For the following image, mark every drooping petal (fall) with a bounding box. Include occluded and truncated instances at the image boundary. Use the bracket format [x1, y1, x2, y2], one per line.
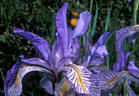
[22, 57, 51, 70]
[88, 65, 107, 74]
[55, 77, 76, 96]
[73, 11, 91, 38]
[116, 25, 139, 52]
[94, 71, 139, 91]
[4, 62, 51, 96]
[65, 64, 100, 96]
[14, 29, 51, 61]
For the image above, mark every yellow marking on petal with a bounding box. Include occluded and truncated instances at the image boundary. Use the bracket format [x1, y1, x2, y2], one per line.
[70, 65, 87, 94]
[72, 11, 79, 17]
[104, 76, 117, 87]
[60, 78, 70, 96]
[15, 74, 19, 86]
[71, 18, 78, 27]
[130, 25, 139, 30]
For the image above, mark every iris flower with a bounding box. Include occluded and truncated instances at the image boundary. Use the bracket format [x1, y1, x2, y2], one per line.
[4, 2, 103, 96]
[4, 2, 139, 96]
[116, 25, 139, 52]
[77, 25, 139, 95]
[113, 50, 139, 96]
[113, 50, 130, 72]
[82, 34, 139, 92]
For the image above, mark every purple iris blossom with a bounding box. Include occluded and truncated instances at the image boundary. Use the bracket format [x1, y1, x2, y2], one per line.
[128, 61, 139, 78]
[4, 2, 103, 96]
[82, 32, 110, 73]
[79, 31, 139, 95]
[4, 2, 139, 96]
[86, 50, 138, 96]
[116, 25, 139, 52]
[113, 50, 130, 72]
[127, 61, 139, 96]
[112, 50, 139, 96]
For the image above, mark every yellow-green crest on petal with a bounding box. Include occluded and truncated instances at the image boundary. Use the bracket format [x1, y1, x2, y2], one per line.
[104, 76, 117, 87]
[130, 25, 139, 30]
[15, 74, 20, 86]
[60, 78, 71, 96]
[65, 64, 100, 95]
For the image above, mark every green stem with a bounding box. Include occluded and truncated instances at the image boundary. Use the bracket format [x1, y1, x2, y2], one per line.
[90, 3, 98, 40]
[105, 7, 112, 70]
[88, 0, 94, 34]
[0, 68, 4, 80]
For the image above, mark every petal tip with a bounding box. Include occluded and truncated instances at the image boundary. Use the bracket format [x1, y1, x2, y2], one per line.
[13, 29, 24, 33]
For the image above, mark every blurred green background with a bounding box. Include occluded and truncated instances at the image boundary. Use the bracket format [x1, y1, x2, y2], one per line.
[0, 0, 138, 96]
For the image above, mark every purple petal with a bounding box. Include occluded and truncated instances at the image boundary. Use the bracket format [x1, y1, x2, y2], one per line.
[56, 3, 69, 55]
[128, 85, 137, 96]
[82, 32, 110, 67]
[52, 37, 63, 69]
[4, 62, 24, 96]
[68, 38, 81, 62]
[86, 45, 108, 66]
[89, 58, 105, 67]
[124, 52, 130, 64]
[22, 57, 50, 70]
[40, 75, 54, 95]
[93, 71, 120, 91]
[14, 29, 51, 61]
[116, 26, 138, 52]
[55, 77, 76, 96]
[113, 51, 130, 72]
[4, 62, 51, 96]
[73, 11, 91, 38]
[128, 61, 139, 78]
[67, 27, 73, 50]
[65, 64, 100, 96]
[130, 35, 136, 44]
[96, 32, 110, 45]
[113, 50, 125, 72]
[88, 65, 107, 74]
[95, 45, 108, 57]
[95, 71, 139, 91]
[84, 34, 92, 54]
[90, 32, 110, 56]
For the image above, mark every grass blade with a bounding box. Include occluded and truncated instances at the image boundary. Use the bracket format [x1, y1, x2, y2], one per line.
[105, 7, 112, 70]
[90, 3, 98, 40]
[88, 0, 94, 33]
